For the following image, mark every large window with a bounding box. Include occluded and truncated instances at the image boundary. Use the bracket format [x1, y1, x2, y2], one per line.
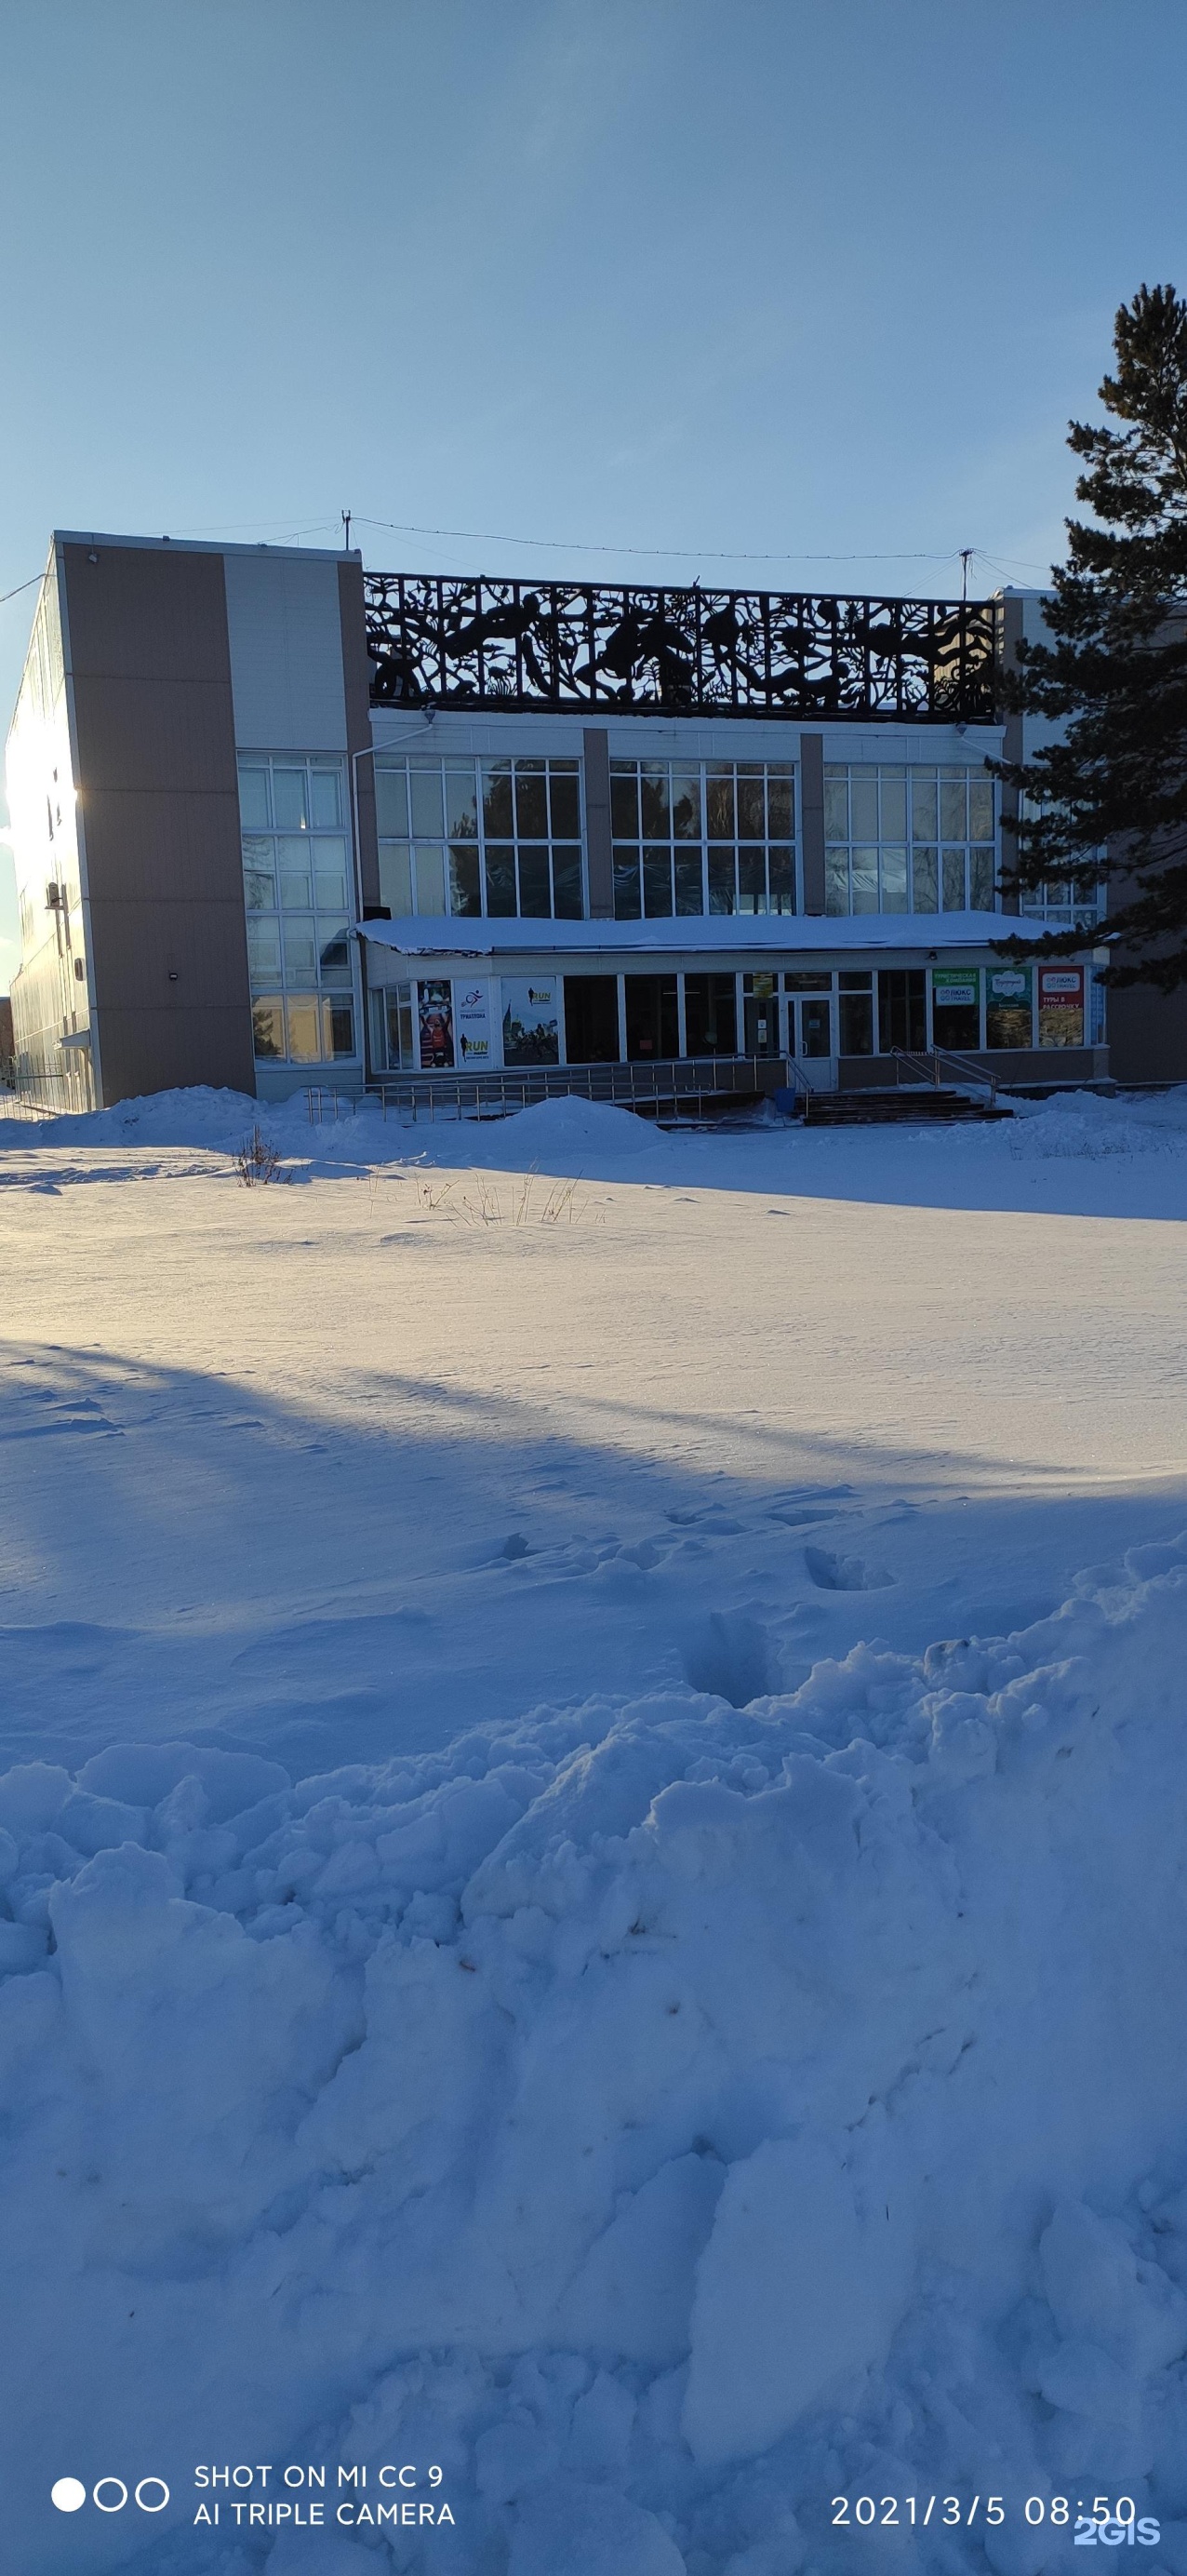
[610, 759, 795, 920]
[374, 755, 584, 922]
[237, 757, 356, 1065]
[837, 971, 874, 1054]
[564, 976, 619, 1064]
[877, 968, 927, 1053]
[1014, 796, 1105, 928]
[684, 973, 738, 1056]
[824, 766, 995, 917]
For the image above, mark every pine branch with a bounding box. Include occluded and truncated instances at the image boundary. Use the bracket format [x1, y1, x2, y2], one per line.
[994, 283, 1187, 984]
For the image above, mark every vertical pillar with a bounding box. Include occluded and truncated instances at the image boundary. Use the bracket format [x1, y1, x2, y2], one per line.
[996, 595, 1024, 915]
[340, 558, 380, 916]
[799, 732, 825, 913]
[582, 727, 614, 919]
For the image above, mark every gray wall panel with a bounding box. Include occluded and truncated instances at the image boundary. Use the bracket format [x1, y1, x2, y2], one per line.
[224, 552, 347, 751]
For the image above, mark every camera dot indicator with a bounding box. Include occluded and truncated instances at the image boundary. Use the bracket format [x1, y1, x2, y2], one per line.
[51, 2479, 87, 2514]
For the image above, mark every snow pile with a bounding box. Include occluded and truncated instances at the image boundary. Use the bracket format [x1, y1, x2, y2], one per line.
[0, 1082, 267, 1153]
[484, 1095, 665, 1161]
[0, 1084, 671, 1184]
[1009, 1093, 1187, 1161]
[6, 1543, 1187, 2569]
[7, 1078, 1187, 1202]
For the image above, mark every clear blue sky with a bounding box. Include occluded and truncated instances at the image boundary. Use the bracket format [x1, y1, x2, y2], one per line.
[3, 0, 1185, 988]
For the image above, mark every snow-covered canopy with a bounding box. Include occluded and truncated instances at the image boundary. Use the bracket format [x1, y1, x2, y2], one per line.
[357, 909, 1065, 959]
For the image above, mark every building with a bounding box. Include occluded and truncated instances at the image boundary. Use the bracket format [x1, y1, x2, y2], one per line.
[5, 529, 1177, 1113]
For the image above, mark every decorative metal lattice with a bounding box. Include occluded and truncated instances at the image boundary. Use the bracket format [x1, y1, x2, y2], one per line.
[365, 576, 997, 723]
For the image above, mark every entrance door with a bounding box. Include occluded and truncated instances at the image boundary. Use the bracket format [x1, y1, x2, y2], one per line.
[794, 993, 832, 1059]
[742, 972, 780, 1056]
[684, 973, 738, 1056]
[625, 974, 678, 1060]
[564, 975, 620, 1063]
[876, 969, 927, 1054]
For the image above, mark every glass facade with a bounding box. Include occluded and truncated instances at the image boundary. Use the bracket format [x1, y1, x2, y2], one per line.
[610, 759, 795, 919]
[823, 765, 996, 916]
[359, 742, 1093, 1084]
[237, 756, 357, 1065]
[369, 958, 1100, 1076]
[374, 756, 583, 921]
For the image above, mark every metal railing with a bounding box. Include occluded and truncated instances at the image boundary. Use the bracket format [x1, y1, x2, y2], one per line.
[367, 1056, 780, 1124]
[0, 1085, 47, 1121]
[889, 1046, 999, 1107]
[1, 1067, 89, 1116]
[305, 1087, 354, 1124]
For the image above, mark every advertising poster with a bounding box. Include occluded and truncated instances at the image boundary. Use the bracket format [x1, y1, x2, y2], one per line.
[1038, 964, 1085, 1047]
[986, 963, 1034, 1050]
[417, 978, 454, 1068]
[501, 976, 560, 1065]
[931, 968, 980, 1013]
[455, 979, 493, 1066]
[930, 968, 980, 1047]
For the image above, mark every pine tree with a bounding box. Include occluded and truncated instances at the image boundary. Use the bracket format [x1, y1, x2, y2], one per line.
[993, 283, 1187, 989]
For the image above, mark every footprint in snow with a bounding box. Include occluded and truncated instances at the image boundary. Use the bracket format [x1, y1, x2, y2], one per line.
[805, 1545, 894, 1591]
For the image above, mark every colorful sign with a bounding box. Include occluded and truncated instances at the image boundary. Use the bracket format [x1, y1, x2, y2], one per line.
[455, 980, 492, 1066]
[985, 963, 1033, 1051]
[501, 978, 559, 1067]
[1038, 965, 1085, 1048]
[931, 969, 980, 1013]
[417, 979, 454, 1069]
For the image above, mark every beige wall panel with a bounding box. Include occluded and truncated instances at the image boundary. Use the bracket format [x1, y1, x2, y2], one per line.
[77, 788, 244, 903]
[99, 1005, 255, 1104]
[61, 543, 232, 683]
[87, 898, 251, 1016]
[1107, 984, 1187, 1085]
[72, 676, 241, 798]
[582, 729, 614, 919]
[60, 541, 253, 1104]
[799, 733, 825, 913]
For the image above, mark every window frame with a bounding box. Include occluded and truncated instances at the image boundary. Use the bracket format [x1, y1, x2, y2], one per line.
[237, 753, 361, 1068]
[374, 752, 587, 925]
[823, 764, 1000, 919]
[610, 758, 798, 921]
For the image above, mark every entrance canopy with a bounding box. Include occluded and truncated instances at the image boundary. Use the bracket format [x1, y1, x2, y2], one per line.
[356, 909, 1053, 960]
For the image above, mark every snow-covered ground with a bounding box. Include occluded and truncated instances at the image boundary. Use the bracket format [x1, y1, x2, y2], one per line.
[2, 1084, 1187, 2575]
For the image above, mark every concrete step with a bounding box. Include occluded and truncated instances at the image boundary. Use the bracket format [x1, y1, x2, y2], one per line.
[803, 1087, 1010, 1125]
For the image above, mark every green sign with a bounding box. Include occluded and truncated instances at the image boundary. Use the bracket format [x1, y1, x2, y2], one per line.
[985, 964, 1033, 1051]
[932, 968, 980, 1011]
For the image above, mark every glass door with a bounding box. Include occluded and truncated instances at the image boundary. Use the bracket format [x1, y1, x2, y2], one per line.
[742, 972, 781, 1056]
[784, 973, 835, 1090]
[624, 974, 678, 1061]
[795, 993, 832, 1057]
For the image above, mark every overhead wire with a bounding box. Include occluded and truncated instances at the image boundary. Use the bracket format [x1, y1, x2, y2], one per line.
[353, 514, 970, 569]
